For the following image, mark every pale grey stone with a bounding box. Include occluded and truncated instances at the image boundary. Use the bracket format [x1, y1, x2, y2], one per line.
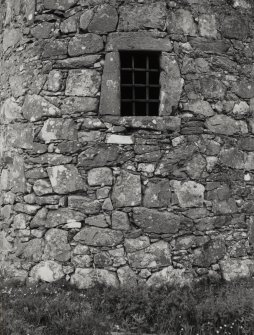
[112, 211, 130, 231]
[39, 118, 78, 143]
[21, 239, 44, 262]
[172, 181, 205, 208]
[147, 266, 192, 287]
[198, 14, 217, 38]
[88, 167, 113, 186]
[0, 98, 22, 124]
[30, 260, 64, 282]
[68, 34, 103, 56]
[71, 268, 119, 289]
[3, 28, 22, 51]
[117, 266, 138, 287]
[65, 69, 101, 97]
[74, 226, 123, 246]
[33, 179, 53, 196]
[80, 9, 94, 31]
[220, 259, 254, 281]
[55, 55, 100, 69]
[60, 15, 78, 33]
[43, 0, 78, 10]
[85, 214, 108, 228]
[112, 171, 141, 207]
[185, 100, 214, 117]
[44, 228, 71, 262]
[46, 208, 85, 228]
[47, 165, 85, 195]
[106, 134, 134, 145]
[206, 114, 248, 135]
[47, 70, 63, 92]
[31, 22, 54, 39]
[71, 255, 92, 267]
[167, 9, 197, 36]
[102, 198, 113, 211]
[88, 5, 118, 34]
[143, 179, 171, 208]
[68, 196, 101, 214]
[13, 214, 27, 229]
[124, 236, 150, 253]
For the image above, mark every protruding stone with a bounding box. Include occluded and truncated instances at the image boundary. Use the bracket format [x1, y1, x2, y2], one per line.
[206, 114, 248, 135]
[87, 167, 113, 186]
[22, 95, 61, 122]
[39, 118, 78, 143]
[0, 98, 22, 124]
[147, 266, 192, 287]
[88, 5, 118, 34]
[167, 9, 197, 36]
[198, 14, 217, 38]
[68, 34, 103, 57]
[74, 226, 123, 246]
[71, 268, 119, 289]
[65, 69, 101, 97]
[47, 165, 85, 195]
[220, 259, 254, 281]
[30, 260, 64, 282]
[112, 171, 141, 207]
[133, 207, 181, 234]
[44, 228, 71, 262]
[33, 179, 53, 196]
[221, 15, 249, 40]
[106, 134, 134, 145]
[172, 180, 205, 208]
[47, 70, 63, 92]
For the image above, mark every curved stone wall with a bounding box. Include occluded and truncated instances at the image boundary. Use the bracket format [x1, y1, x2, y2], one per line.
[1, 0, 254, 288]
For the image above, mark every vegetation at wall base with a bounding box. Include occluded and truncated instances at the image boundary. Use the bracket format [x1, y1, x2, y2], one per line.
[0, 278, 254, 335]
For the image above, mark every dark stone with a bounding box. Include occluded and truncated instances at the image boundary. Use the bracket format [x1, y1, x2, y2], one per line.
[43, 0, 78, 11]
[239, 138, 254, 151]
[221, 16, 249, 40]
[78, 145, 121, 169]
[143, 179, 171, 208]
[68, 34, 103, 57]
[193, 239, 226, 267]
[88, 5, 118, 34]
[233, 80, 254, 99]
[133, 207, 181, 234]
[42, 40, 68, 58]
[189, 37, 230, 54]
[74, 226, 123, 247]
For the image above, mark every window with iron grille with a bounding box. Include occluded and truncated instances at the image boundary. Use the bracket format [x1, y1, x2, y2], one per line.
[120, 51, 161, 116]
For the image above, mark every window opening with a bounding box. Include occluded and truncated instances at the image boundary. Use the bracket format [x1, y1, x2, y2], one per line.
[120, 51, 161, 116]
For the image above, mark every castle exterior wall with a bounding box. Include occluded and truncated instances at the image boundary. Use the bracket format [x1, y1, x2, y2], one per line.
[1, 0, 254, 287]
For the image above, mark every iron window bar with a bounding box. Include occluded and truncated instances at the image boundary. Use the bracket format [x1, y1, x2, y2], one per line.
[120, 51, 161, 117]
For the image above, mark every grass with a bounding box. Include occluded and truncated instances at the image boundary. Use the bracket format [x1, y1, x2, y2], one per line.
[1, 277, 254, 334]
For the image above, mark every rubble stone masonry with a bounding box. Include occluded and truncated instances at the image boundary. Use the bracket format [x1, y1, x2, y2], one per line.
[1, 0, 254, 288]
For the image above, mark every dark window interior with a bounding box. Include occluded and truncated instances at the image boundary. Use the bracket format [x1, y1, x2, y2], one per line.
[120, 51, 160, 116]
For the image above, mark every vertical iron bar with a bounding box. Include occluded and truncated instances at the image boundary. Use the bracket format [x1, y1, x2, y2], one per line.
[146, 55, 149, 116]
[132, 55, 135, 116]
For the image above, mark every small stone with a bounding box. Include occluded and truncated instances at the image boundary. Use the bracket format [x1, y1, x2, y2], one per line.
[43, 0, 78, 11]
[3, 28, 22, 51]
[232, 101, 249, 117]
[60, 15, 78, 33]
[124, 236, 150, 253]
[42, 40, 68, 58]
[65, 69, 101, 97]
[167, 9, 197, 36]
[13, 214, 27, 230]
[44, 228, 71, 262]
[206, 114, 248, 135]
[112, 211, 130, 231]
[96, 187, 111, 199]
[71, 268, 119, 289]
[30, 260, 64, 282]
[33, 179, 53, 196]
[117, 266, 138, 288]
[0, 98, 22, 124]
[102, 198, 113, 211]
[112, 170, 141, 207]
[47, 165, 85, 195]
[80, 9, 94, 31]
[62, 221, 82, 229]
[22, 239, 44, 262]
[68, 196, 101, 215]
[233, 80, 254, 99]
[198, 14, 217, 38]
[172, 180, 205, 208]
[31, 22, 54, 39]
[74, 226, 123, 246]
[147, 266, 192, 287]
[87, 167, 113, 186]
[71, 254, 92, 268]
[47, 70, 63, 92]
[46, 208, 85, 228]
[185, 100, 214, 117]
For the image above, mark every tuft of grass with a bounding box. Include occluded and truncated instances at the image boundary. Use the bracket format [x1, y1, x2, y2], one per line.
[1, 278, 254, 334]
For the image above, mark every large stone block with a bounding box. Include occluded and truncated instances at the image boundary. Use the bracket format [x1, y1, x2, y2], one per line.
[198, 14, 217, 38]
[68, 34, 103, 56]
[44, 228, 71, 262]
[112, 171, 141, 207]
[43, 0, 78, 10]
[71, 268, 119, 289]
[133, 207, 180, 234]
[42, 40, 68, 58]
[78, 145, 121, 169]
[3, 28, 22, 51]
[127, 241, 171, 269]
[119, 2, 166, 31]
[0, 98, 22, 124]
[39, 118, 78, 143]
[172, 181, 205, 208]
[200, 77, 226, 100]
[33, 179, 53, 196]
[22, 95, 61, 122]
[143, 179, 171, 208]
[21, 239, 44, 262]
[65, 69, 101, 97]
[30, 261, 64, 282]
[47, 165, 85, 194]
[46, 208, 85, 228]
[193, 239, 226, 267]
[206, 114, 248, 135]
[189, 37, 230, 54]
[233, 80, 254, 99]
[221, 16, 249, 40]
[167, 9, 197, 36]
[147, 266, 192, 287]
[87, 167, 113, 186]
[68, 195, 101, 214]
[88, 5, 118, 34]
[74, 226, 123, 246]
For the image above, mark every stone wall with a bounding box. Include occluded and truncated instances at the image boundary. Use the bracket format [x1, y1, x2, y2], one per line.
[1, 0, 254, 288]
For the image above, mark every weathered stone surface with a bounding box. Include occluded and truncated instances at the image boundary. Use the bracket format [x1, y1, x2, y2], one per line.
[22, 95, 61, 122]
[61, 97, 98, 114]
[88, 5, 118, 34]
[232, 101, 249, 117]
[233, 81, 254, 99]
[60, 15, 78, 34]
[55, 55, 100, 69]
[185, 100, 214, 117]
[143, 179, 171, 208]
[80, 9, 94, 31]
[65, 69, 101, 97]
[74, 226, 123, 246]
[124, 236, 150, 253]
[221, 16, 249, 40]
[68, 196, 101, 214]
[220, 259, 254, 281]
[71, 254, 92, 268]
[43, 0, 78, 11]
[3, 28, 22, 51]
[167, 9, 197, 36]
[160, 54, 184, 115]
[85, 214, 108, 228]
[10, 155, 26, 193]
[172, 181, 205, 208]
[127, 241, 171, 269]
[29, 153, 72, 166]
[68, 34, 103, 57]
[0, 98, 22, 124]
[31, 22, 54, 39]
[189, 37, 230, 54]
[87, 167, 113, 186]
[30, 260, 64, 282]
[21, 239, 44, 262]
[117, 266, 138, 287]
[147, 266, 192, 287]
[106, 134, 134, 145]
[112, 211, 130, 231]
[71, 268, 119, 289]
[106, 32, 172, 52]
[193, 239, 226, 267]
[47, 165, 85, 194]
[133, 208, 181, 234]
[33, 179, 53, 196]
[44, 228, 71, 262]
[78, 145, 121, 169]
[206, 114, 248, 135]
[119, 2, 166, 31]
[200, 77, 226, 100]
[185, 154, 207, 179]
[42, 40, 68, 58]
[198, 14, 217, 38]
[46, 208, 85, 228]
[6, 123, 34, 149]
[112, 171, 141, 207]
[47, 70, 63, 92]
[39, 119, 78, 143]
[239, 138, 254, 151]
[13, 213, 27, 229]
[219, 148, 245, 169]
